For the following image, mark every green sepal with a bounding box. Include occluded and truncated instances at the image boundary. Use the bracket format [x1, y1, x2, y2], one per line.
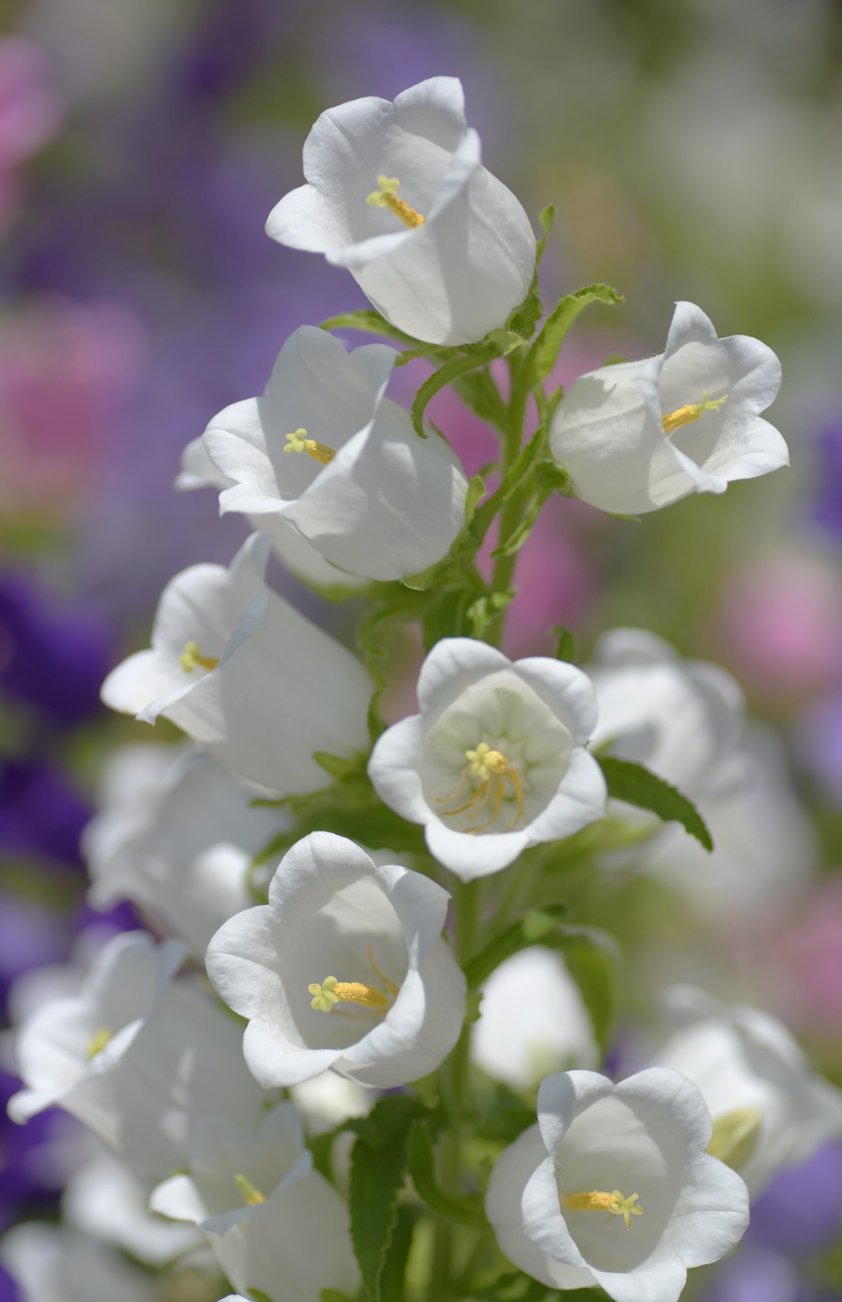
[312, 751, 368, 782]
[529, 284, 624, 386]
[407, 1119, 487, 1228]
[319, 309, 418, 347]
[411, 348, 498, 439]
[708, 1107, 762, 1172]
[347, 1096, 431, 1302]
[552, 626, 578, 663]
[505, 205, 555, 343]
[249, 1290, 277, 1302]
[598, 756, 714, 852]
[602, 353, 629, 367]
[467, 590, 514, 639]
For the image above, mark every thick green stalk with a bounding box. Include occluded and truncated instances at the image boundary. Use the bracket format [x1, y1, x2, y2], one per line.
[484, 358, 533, 647]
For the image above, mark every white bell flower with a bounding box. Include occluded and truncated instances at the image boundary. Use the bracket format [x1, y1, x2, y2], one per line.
[150, 1102, 360, 1302]
[653, 986, 842, 1196]
[205, 832, 466, 1089]
[177, 434, 367, 591]
[549, 301, 788, 515]
[368, 638, 607, 880]
[0, 1223, 158, 1302]
[266, 77, 536, 345]
[589, 628, 747, 804]
[100, 533, 371, 795]
[202, 326, 469, 582]
[83, 743, 284, 958]
[8, 931, 267, 1180]
[63, 1145, 202, 1265]
[486, 1067, 749, 1302]
[473, 947, 598, 1092]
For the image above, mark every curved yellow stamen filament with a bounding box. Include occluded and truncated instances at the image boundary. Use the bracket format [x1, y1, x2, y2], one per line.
[562, 1189, 643, 1230]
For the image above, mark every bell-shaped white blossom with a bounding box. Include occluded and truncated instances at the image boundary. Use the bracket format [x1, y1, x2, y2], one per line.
[368, 638, 607, 880]
[550, 301, 787, 515]
[8, 931, 267, 1180]
[589, 628, 747, 804]
[150, 1102, 359, 1302]
[177, 435, 367, 591]
[473, 947, 598, 1092]
[266, 77, 536, 345]
[653, 986, 842, 1196]
[202, 326, 468, 582]
[83, 743, 284, 958]
[486, 1068, 749, 1302]
[205, 832, 466, 1089]
[63, 1145, 202, 1266]
[100, 533, 371, 795]
[0, 1223, 158, 1302]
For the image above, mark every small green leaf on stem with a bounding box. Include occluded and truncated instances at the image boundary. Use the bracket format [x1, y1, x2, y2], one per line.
[529, 284, 624, 386]
[407, 1119, 487, 1228]
[319, 309, 417, 345]
[597, 756, 714, 852]
[551, 626, 578, 663]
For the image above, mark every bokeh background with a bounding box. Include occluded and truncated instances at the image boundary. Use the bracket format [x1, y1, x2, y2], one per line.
[2, 0, 842, 1298]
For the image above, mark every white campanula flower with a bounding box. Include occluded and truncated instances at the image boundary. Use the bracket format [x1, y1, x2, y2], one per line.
[100, 533, 371, 795]
[150, 1102, 359, 1302]
[550, 301, 788, 515]
[368, 638, 607, 880]
[83, 743, 284, 959]
[486, 1068, 749, 1302]
[653, 986, 842, 1196]
[266, 77, 536, 345]
[202, 326, 468, 582]
[0, 1223, 158, 1302]
[8, 932, 267, 1180]
[205, 832, 466, 1089]
[177, 433, 367, 592]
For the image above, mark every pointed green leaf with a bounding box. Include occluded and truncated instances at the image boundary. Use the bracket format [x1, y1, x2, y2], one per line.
[320, 309, 418, 346]
[598, 756, 713, 852]
[552, 626, 578, 663]
[557, 925, 622, 1059]
[529, 284, 624, 385]
[411, 349, 496, 438]
[407, 1119, 487, 1227]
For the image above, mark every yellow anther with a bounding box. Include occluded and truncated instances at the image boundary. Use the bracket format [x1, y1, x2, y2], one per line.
[563, 1189, 643, 1230]
[662, 392, 728, 436]
[179, 641, 219, 674]
[86, 1026, 112, 1060]
[308, 975, 388, 1014]
[283, 428, 335, 465]
[366, 175, 426, 228]
[438, 742, 524, 833]
[234, 1173, 266, 1206]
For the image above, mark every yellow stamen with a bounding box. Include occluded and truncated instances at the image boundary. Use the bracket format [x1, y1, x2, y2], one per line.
[439, 742, 525, 833]
[562, 1189, 643, 1230]
[283, 428, 335, 465]
[662, 392, 727, 436]
[234, 1173, 266, 1206]
[366, 175, 426, 228]
[308, 975, 388, 1014]
[366, 943, 398, 997]
[179, 641, 219, 674]
[465, 742, 509, 781]
[86, 1026, 112, 1060]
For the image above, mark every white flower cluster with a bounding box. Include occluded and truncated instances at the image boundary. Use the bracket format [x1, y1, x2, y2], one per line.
[5, 76, 836, 1302]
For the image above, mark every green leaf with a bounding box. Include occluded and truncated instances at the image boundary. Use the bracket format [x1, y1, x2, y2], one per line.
[312, 751, 367, 781]
[454, 368, 509, 428]
[557, 925, 621, 1059]
[411, 349, 497, 438]
[464, 474, 486, 524]
[249, 1290, 277, 1302]
[407, 1119, 487, 1227]
[378, 1204, 418, 1302]
[347, 1096, 429, 1301]
[467, 590, 514, 639]
[597, 756, 714, 852]
[320, 309, 418, 346]
[529, 284, 624, 385]
[601, 353, 629, 367]
[552, 626, 578, 663]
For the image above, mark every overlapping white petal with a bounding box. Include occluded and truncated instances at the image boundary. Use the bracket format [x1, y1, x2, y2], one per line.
[266, 77, 536, 345]
[0, 1223, 159, 1302]
[486, 1068, 749, 1302]
[205, 832, 466, 1089]
[653, 986, 842, 1195]
[368, 638, 607, 879]
[550, 301, 788, 515]
[100, 533, 371, 795]
[202, 325, 468, 581]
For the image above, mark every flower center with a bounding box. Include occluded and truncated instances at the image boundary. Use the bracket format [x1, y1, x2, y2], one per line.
[179, 641, 219, 673]
[234, 1173, 266, 1206]
[283, 428, 336, 465]
[562, 1188, 643, 1230]
[662, 392, 727, 436]
[366, 175, 426, 228]
[308, 944, 397, 1016]
[436, 741, 524, 834]
[86, 1026, 112, 1060]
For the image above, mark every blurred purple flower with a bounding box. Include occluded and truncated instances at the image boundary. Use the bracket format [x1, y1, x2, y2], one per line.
[0, 1263, 21, 1302]
[703, 1245, 805, 1302]
[0, 36, 61, 236]
[0, 1069, 74, 1232]
[0, 575, 112, 728]
[0, 891, 68, 1017]
[747, 1143, 842, 1256]
[812, 421, 842, 542]
[0, 761, 90, 869]
[796, 691, 842, 805]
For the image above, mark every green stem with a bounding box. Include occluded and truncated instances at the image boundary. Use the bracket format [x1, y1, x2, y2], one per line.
[484, 359, 533, 647]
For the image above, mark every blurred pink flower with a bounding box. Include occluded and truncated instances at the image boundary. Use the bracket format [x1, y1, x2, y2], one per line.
[764, 877, 842, 1033]
[717, 552, 842, 704]
[0, 37, 61, 232]
[0, 298, 145, 516]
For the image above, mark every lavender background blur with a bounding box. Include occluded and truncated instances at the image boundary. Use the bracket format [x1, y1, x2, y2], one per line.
[2, 1, 842, 1299]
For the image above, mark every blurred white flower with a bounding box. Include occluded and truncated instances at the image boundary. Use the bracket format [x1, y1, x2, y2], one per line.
[368, 637, 606, 879]
[202, 326, 468, 582]
[486, 1067, 749, 1302]
[0, 1223, 158, 1302]
[206, 832, 465, 1089]
[100, 532, 371, 795]
[550, 301, 787, 515]
[266, 77, 536, 345]
[653, 986, 842, 1195]
[151, 1103, 359, 1302]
